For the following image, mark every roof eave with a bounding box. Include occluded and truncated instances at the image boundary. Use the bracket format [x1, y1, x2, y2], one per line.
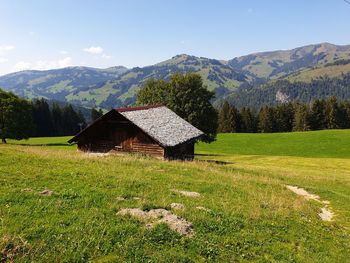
[164, 133, 204, 148]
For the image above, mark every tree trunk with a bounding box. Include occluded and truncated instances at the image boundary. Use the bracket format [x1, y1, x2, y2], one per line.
[1, 138, 6, 144]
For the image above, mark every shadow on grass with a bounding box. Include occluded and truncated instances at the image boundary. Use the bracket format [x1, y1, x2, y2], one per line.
[8, 143, 73, 147]
[195, 159, 234, 165]
[195, 153, 223, 157]
[194, 153, 234, 165]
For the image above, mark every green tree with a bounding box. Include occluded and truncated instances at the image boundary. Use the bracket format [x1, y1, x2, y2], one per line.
[310, 99, 326, 130]
[339, 101, 350, 129]
[258, 106, 275, 133]
[136, 79, 170, 105]
[218, 101, 240, 133]
[91, 108, 104, 122]
[32, 98, 54, 136]
[275, 103, 294, 132]
[0, 89, 34, 143]
[218, 101, 232, 133]
[325, 96, 342, 129]
[51, 103, 63, 136]
[137, 73, 218, 142]
[240, 107, 257, 133]
[62, 105, 86, 135]
[293, 103, 310, 131]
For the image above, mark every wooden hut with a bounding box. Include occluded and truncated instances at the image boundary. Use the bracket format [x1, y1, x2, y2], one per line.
[68, 105, 204, 160]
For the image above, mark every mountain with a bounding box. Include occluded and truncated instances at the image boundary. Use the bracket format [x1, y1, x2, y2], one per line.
[67, 54, 247, 108]
[229, 43, 350, 81]
[0, 55, 247, 109]
[0, 66, 128, 102]
[1, 42, 350, 109]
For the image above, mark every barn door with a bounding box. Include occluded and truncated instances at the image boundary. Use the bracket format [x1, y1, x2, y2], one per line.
[114, 128, 127, 150]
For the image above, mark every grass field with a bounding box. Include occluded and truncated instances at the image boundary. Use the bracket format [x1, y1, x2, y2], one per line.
[197, 130, 350, 158]
[1, 130, 350, 262]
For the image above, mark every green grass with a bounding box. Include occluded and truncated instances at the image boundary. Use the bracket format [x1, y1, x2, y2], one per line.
[286, 63, 350, 82]
[1, 130, 350, 262]
[197, 129, 350, 158]
[8, 136, 74, 150]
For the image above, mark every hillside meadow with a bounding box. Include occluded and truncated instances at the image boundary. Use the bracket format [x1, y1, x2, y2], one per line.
[1, 130, 350, 262]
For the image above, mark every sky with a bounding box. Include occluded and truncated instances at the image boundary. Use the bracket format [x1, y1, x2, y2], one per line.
[1, 0, 350, 75]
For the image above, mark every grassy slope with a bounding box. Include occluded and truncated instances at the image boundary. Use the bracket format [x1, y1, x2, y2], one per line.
[197, 129, 350, 158]
[285, 63, 350, 82]
[1, 131, 350, 262]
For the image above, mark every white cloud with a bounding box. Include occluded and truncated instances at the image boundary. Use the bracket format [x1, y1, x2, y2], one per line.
[101, 53, 112, 59]
[29, 31, 35, 36]
[0, 57, 8, 63]
[13, 57, 73, 72]
[60, 50, 69, 55]
[0, 45, 15, 55]
[58, 57, 72, 67]
[83, 46, 104, 54]
[13, 61, 32, 71]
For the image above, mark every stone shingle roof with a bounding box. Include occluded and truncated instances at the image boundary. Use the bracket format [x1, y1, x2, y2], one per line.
[118, 105, 204, 147]
[68, 105, 204, 147]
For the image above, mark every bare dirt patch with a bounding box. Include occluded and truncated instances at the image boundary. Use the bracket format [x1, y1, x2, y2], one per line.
[38, 189, 53, 196]
[285, 185, 320, 201]
[86, 152, 110, 157]
[172, 189, 201, 198]
[116, 196, 142, 202]
[286, 185, 334, 221]
[319, 207, 334, 221]
[21, 188, 33, 192]
[196, 206, 211, 212]
[0, 235, 29, 262]
[170, 203, 185, 210]
[117, 208, 193, 236]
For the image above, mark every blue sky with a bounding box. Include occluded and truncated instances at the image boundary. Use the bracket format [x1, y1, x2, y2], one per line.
[1, 0, 350, 75]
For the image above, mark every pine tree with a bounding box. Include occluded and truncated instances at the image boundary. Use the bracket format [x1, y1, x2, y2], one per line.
[275, 103, 294, 132]
[325, 96, 342, 129]
[217, 101, 232, 133]
[240, 107, 256, 133]
[32, 98, 54, 136]
[91, 108, 103, 122]
[338, 101, 350, 129]
[293, 103, 310, 131]
[258, 106, 275, 133]
[230, 105, 241, 132]
[61, 105, 83, 135]
[310, 99, 326, 130]
[52, 103, 63, 136]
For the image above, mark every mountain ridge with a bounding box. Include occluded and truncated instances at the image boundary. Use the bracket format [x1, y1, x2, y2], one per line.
[1, 42, 350, 109]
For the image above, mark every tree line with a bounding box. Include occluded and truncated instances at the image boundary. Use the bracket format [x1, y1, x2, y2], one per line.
[218, 96, 350, 133]
[1, 89, 97, 143]
[31, 98, 87, 137]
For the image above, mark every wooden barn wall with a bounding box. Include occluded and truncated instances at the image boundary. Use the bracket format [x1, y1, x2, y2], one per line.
[76, 112, 165, 157]
[165, 142, 195, 160]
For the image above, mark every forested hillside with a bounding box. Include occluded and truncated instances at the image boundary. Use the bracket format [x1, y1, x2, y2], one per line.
[224, 73, 350, 109]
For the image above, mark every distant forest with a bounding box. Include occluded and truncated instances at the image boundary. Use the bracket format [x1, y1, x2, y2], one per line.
[31, 99, 87, 137]
[218, 96, 350, 133]
[225, 73, 350, 109]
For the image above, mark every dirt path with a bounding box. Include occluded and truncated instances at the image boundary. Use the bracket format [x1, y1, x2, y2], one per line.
[286, 185, 334, 221]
